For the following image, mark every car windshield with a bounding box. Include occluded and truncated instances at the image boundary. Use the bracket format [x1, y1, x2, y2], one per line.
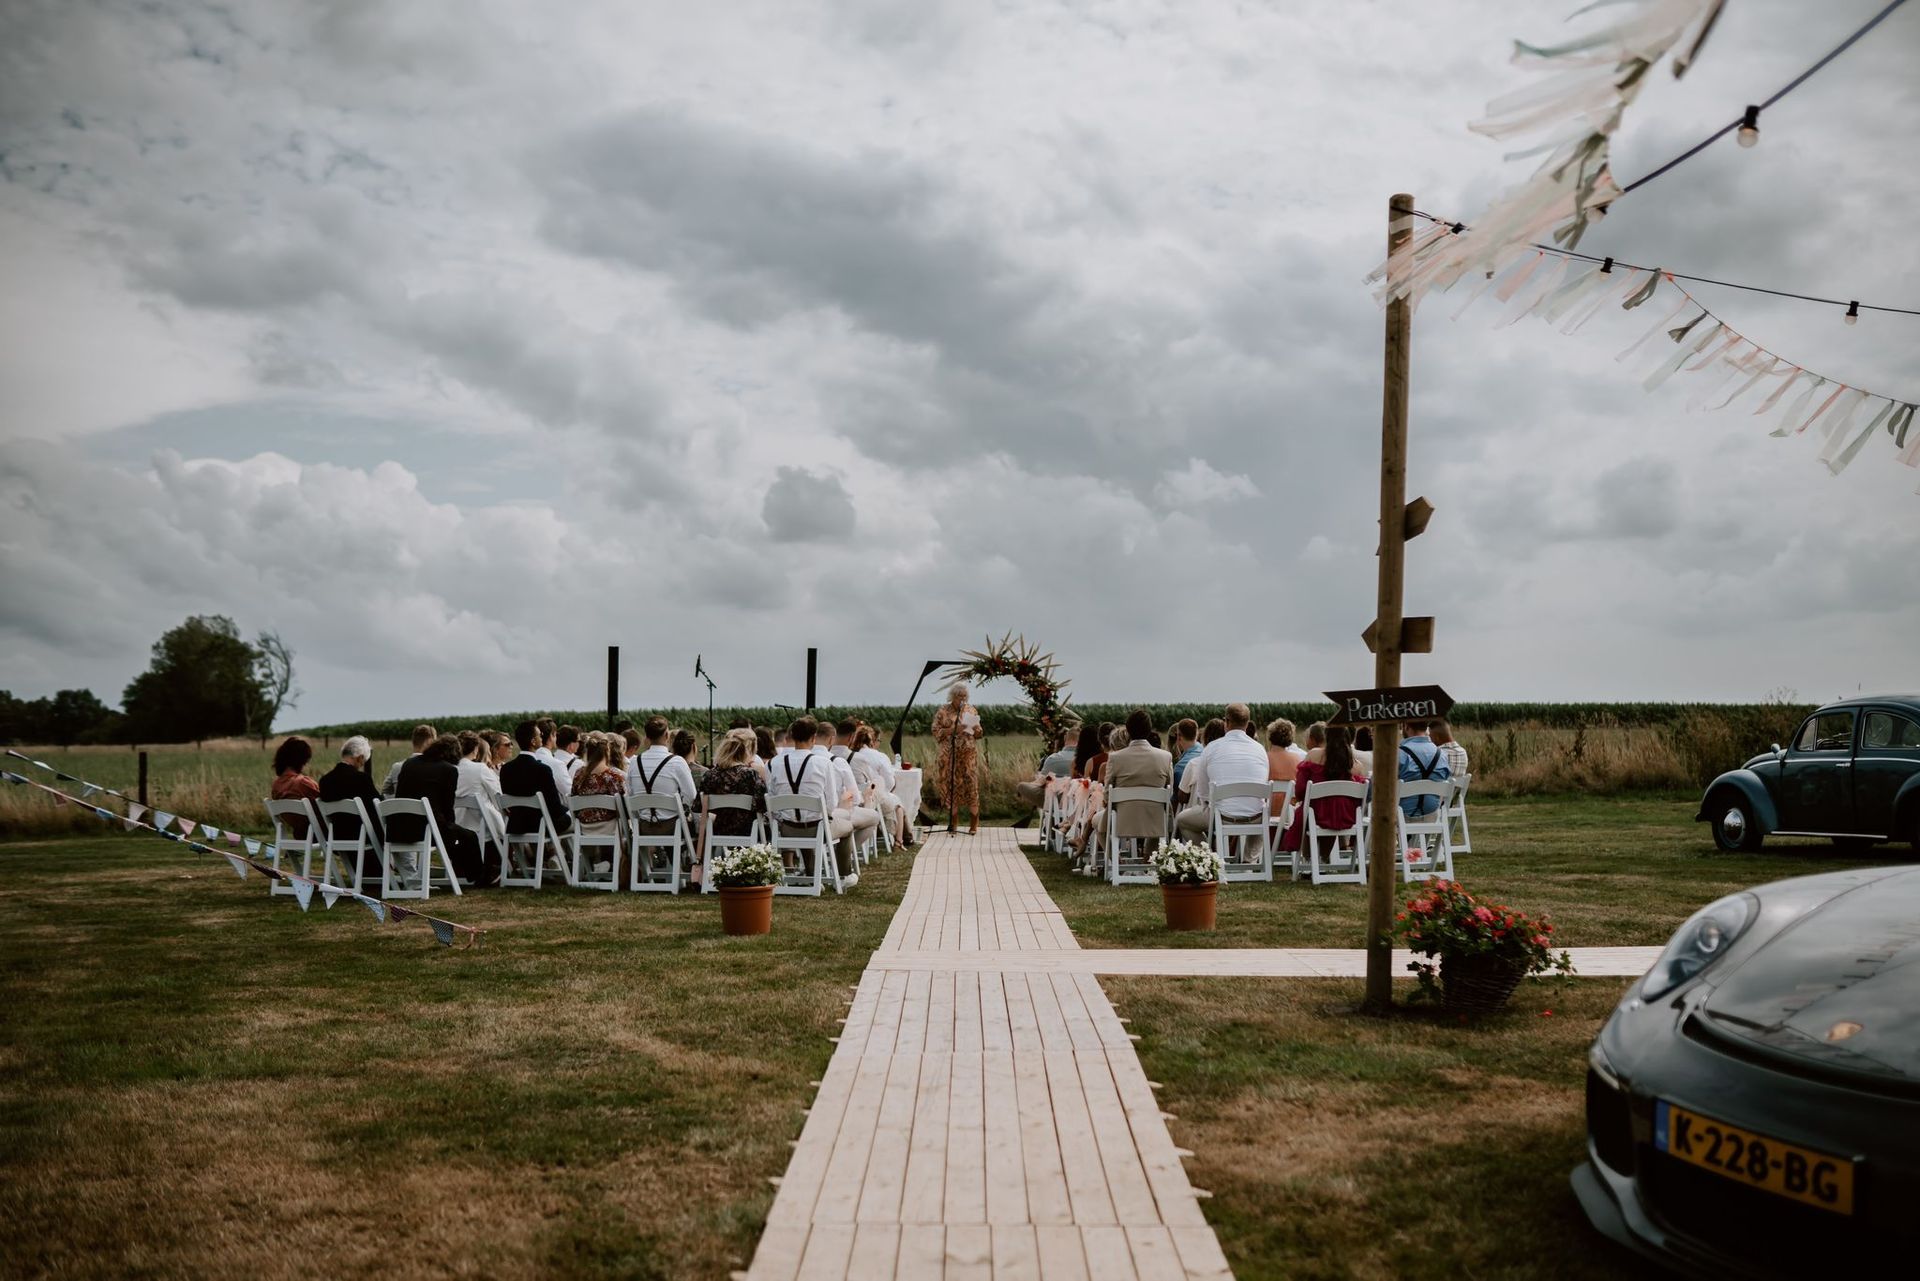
[1795, 712, 1855, 753]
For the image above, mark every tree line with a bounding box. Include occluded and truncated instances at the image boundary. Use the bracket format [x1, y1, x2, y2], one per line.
[1, 616, 297, 746]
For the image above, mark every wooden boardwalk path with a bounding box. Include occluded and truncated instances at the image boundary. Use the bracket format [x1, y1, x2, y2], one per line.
[744, 828, 1232, 1280]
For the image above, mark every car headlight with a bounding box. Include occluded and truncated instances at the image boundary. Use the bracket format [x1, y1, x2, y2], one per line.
[1641, 893, 1755, 1000]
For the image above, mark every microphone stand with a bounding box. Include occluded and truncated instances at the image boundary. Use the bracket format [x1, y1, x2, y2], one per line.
[695, 659, 718, 766]
[947, 717, 959, 836]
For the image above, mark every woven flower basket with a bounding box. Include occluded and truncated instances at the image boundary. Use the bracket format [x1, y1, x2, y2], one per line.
[1440, 952, 1529, 1015]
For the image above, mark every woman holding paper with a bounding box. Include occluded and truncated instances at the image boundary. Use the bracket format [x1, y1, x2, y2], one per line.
[930, 682, 985, 834]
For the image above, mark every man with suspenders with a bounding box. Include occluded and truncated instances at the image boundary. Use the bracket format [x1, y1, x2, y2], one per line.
[626, 715, 697, 834]
[1397, 719, 1452, 818]
[767, 717, 859, 887]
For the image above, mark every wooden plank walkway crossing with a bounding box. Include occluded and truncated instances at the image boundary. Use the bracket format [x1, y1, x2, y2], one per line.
[867, 946, 1662, 978]
[744, 828, 1232, 1281]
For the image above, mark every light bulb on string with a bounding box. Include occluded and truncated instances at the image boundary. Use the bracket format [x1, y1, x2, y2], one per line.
[1844, 301, 1860, 326]
[1737, 105, 1761, 148]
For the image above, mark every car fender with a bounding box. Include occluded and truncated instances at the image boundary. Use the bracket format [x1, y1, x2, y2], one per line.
[1895, 775, 1920, 839]
[1696, 770, 1779, 834]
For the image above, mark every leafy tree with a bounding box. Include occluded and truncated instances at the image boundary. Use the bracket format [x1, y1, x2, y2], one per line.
[0, 688, 119, 745]
[251, 630, 299, 743]
[122, 616, 266, 744]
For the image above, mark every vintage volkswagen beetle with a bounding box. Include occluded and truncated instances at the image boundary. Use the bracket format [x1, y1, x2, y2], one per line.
[1575, 866, 1920, 1272]
[1698, 696, 1920, 852]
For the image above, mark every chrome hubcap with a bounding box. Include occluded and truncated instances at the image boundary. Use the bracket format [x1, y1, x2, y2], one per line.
[1720, 808, 1746, 841]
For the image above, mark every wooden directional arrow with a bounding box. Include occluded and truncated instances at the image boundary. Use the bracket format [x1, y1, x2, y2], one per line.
[1361, 616, 1435, 655]
[1323, 684, 1454, 727]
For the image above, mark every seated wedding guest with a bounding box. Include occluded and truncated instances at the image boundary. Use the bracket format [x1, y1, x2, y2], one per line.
[319, 735, 384, 867]
[1014, 729, 1075, 813]
[767, 717, 858, 884]
[1396, 719, 1451, 816]
[1266, 718, 1301, 816]
[1175, 704, 1269, 838]
[752, 726, 775, 779]
[454, 730, 504, 843]
[729, 717, 752, 731]
[1092, 710, 1173, 851]
[381, 723, 437, 797]
[1070, 722, 1104, 779]
[697, 729, 768, 883]
[271, 736, 322, 837]
[627, 715, 696, 836]
[1281, 724, 1367, 854]
[1169, 719, 1201, 791]
[554, 725, 582, 777]
[393, 734, 490, 884]
[501, 719, 572, 837]
[832, 718, 860, 762]
[529, 717, 572, 799]
[826, 727, 882, 856]
[672, 729, 706, 785]
[1353, 726, 1376, 778]
[484, 730, 514, 769]
[1433, 719, 1469, 779]
[850, 724, 907, 847]
[1176, 718, 1230, 810]
[1302, 721, 1327, 760]
[1087, 721, 1117, 784]
[569, 734, 627, 838]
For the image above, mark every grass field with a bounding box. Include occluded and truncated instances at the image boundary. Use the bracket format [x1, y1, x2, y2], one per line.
[5, 797, 1907, 1278]
[0, 836, 909, 1280]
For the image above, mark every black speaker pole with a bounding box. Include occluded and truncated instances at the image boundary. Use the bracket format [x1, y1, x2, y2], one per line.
[606, 646, 619, 731]
[805, 647, 818, 712]
[890, 660, 947, 761]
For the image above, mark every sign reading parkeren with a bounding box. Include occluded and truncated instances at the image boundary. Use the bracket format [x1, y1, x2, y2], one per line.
[1323, 685, 1454, 727]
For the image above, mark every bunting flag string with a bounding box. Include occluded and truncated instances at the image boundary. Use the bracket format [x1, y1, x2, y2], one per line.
[1419, 216, 1918, 491]
[0, 766, 484, 949]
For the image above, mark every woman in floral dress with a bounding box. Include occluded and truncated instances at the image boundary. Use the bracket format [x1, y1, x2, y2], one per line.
[930, 682, 985, 834]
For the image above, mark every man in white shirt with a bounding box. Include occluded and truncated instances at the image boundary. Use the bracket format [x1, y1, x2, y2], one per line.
[380, 723, 437, 798]
[553, 724, 581, 778]
[626, 715, 697, 831]
[822, 721, 880, 869]
[766, 717, 858, 885]
[849, 724, 906, 847]
[529, 717, 572, 799]
[1175, 704, 1270, 838]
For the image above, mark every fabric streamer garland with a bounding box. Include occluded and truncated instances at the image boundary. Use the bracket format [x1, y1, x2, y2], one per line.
[1438, 232, 1919, 490]
[0, 762, 484, 948]
[1370, 0, 1721, 308]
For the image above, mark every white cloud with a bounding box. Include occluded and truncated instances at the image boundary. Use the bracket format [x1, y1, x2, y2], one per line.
[1153, 458, 1261, 508]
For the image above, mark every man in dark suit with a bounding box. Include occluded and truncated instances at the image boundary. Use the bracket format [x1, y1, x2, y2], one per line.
[392, 734, 490, 884]
[318, 734, 385, 874]
[500, 719, 573, 838]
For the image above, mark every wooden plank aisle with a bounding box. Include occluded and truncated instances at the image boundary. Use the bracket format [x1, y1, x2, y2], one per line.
[744, 828, 1230, 1279]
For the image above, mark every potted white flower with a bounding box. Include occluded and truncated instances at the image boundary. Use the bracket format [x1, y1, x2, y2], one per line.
[709, 844, 784, 936]
[1149, 839, 1223, 931]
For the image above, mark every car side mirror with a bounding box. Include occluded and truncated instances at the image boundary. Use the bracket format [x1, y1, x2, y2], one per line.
[1771, 743, 1785, 761]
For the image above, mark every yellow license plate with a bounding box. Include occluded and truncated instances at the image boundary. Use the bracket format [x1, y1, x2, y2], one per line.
[1656, 1101, 1853, 1215]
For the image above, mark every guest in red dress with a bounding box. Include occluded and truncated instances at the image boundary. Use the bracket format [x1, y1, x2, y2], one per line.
[1281, 725, 1367, 854]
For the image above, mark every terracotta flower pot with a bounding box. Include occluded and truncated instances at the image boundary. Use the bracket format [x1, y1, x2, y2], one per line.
[718, 884, 774, 936]
[1161, 881, 1218, 931]
[1440, 952, 1529, 1015]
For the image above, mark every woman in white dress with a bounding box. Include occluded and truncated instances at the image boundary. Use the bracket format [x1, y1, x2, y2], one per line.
[454, 730, 504, 849]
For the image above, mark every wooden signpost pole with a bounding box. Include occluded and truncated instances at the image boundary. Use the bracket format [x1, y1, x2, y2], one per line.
[1364, 193, 1416, 1014]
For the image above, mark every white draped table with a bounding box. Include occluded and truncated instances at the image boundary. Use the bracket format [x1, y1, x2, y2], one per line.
[891, 767, 923, 842]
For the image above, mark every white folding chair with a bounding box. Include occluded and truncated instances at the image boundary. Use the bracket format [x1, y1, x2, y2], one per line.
[1302, 781, 1369, 885]
[1446, 772, 1473, 853]
[317, 797, 381, 893]
[1267, 780, 1296, 878]
[699, 796, 766, 895]
[264, 798, 323, 897]
[374, 797, 463, 900]
[627, 791, 688, 893]
[1397, 781, 1456, 882]
[498, 794, 570, 889]
[1209, 782, 1274, 883]
[566, 794, 624, 892]
[1106, 786, 1172, 885]
[767, 793, 838, 896]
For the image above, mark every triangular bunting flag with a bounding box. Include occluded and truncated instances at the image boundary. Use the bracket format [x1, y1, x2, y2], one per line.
[244, 838, 261, 856]
[54, 771, 77, 783]
[200, 826, 220, 843]
[152, 810, 174, 832]
[1, 771, 24, 785]
[189, 842, 212, 854]
[226, 831, 242, 846]
[320, 886, 344, 910]
[178, 819, 197, 837]
[123, 816, 141, 832]
[94, 807, 115, 822]
[430, 919, 457, 947]
[81, 783, 102, 799]
[263, 844, 277, 860]
[224, 854, 250, 880]
[362, 897, 388, 923]
[161, 830, 183, 842]
[293, 879, 315, 912]
[32, 759, 52, 770]
[128, 802, 147, 824]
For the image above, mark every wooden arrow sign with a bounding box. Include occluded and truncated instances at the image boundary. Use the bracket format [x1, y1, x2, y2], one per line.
[1323, 684, 1454, 727]
[1361, 616, 1435, 655]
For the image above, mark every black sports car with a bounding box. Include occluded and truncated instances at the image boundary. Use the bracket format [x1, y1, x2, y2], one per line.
[1575, 866, 1920, 1273]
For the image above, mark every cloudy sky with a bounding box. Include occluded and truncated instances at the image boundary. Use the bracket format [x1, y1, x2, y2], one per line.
[1, 0, 1914, 726]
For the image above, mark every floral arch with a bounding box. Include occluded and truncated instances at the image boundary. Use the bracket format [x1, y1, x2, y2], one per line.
[942, 632, 1076, 747]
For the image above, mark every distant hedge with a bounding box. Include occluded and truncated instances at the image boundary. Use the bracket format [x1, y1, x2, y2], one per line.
[298, 700, 1818, 742]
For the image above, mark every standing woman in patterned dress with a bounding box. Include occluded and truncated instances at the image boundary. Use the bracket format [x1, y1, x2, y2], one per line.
[930, 682, 985, 834]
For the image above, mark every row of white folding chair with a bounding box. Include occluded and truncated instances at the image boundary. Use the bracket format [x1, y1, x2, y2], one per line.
[563, 793, 689, 893]
[266, 796, 460, 900]
[1106, 786, 1170, 885]
[766, 794, 848, 896]
[1295, 778, 1460, 885]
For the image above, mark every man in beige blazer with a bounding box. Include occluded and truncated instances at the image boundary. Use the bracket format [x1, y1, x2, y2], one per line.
[1093, 709, 1174, 854]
